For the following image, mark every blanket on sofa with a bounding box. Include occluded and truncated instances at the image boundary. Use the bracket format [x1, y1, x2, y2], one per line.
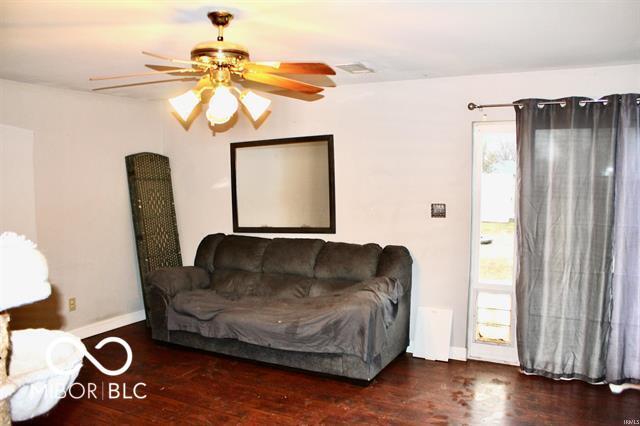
[166, 277, 403, 362]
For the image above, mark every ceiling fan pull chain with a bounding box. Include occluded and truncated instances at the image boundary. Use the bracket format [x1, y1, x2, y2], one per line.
[217, 26, 224, 42]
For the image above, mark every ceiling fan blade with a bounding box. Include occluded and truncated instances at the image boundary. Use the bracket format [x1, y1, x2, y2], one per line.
[242, 72, 324, 94]
[245, 62, 335, 75]
[145, 64, 205, 76]
[90, 68, 203, 81]
[91, 77, 198, 91]
[145, 64, 184, 71]
[142, 51, 209, 67]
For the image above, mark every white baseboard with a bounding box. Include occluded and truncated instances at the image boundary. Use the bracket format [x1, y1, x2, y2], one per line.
[449, 346, 468, 361]
[68, 309, 146, 339]
[407, 342, 468, 362]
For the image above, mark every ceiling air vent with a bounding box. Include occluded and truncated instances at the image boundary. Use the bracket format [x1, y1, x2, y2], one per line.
[335, 63, 374, 74]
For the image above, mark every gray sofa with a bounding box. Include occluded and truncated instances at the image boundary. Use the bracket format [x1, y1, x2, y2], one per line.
[145, 234, 412, 381]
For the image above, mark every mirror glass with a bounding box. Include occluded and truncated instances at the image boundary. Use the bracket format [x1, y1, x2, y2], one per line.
[231, 135, 335, 233]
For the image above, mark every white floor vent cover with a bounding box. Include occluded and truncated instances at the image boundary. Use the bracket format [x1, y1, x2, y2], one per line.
[412, 307, 453, 362]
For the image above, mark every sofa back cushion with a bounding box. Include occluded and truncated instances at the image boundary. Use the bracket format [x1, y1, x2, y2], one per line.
[314, 242, 382, 282]
[213, 235, 270, 272]
[194, 234, 411, 299]
[262, 238, 324, 277]
[194, 233, 225, 273]
[210, 269, 262, 299]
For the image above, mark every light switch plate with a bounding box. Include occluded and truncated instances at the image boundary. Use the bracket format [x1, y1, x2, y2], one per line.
[431, 203, 446, 218]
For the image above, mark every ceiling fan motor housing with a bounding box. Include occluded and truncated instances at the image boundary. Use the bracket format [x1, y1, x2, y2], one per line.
[190, 41, 250, 69]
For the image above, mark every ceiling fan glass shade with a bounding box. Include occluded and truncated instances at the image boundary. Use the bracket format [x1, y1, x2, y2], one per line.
[239, 90, 271, 122]
[169, 90, 201, 121]
[206, 85, 239, 125]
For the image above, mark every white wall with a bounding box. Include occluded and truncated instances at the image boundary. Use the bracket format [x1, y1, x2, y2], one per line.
[0, 79, 163, 330]
[1, 124, 37, 241]
[1, 64, 637, 344]
[162, 63, 640, 349]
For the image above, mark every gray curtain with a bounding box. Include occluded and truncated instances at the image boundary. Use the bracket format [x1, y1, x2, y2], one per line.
[607, 94, 640, 384]
[515, 96, 619, 382]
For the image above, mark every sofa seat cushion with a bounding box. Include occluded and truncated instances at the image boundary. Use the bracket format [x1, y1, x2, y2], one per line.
[210, 270, 314, 299]
[262, 238, 324, 277]
[314, 242, 382, 281]
[257, 273, 315, 298]
[214, 235, 270, 272]
[308, 277, 358, 297]
[167, 277, 404, 362]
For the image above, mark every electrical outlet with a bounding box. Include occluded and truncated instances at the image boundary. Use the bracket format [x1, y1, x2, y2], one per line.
[68, 297, 77, 312]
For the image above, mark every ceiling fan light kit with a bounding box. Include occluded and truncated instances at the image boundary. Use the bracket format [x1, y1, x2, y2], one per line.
[239, 90, 272, 122]
[206, 85, 239, 125]
[168, 90, 200, 121]
[90, 11, 335, 128]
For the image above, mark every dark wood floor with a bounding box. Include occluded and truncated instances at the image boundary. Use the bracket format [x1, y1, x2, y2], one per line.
[21, 322, 639, 425]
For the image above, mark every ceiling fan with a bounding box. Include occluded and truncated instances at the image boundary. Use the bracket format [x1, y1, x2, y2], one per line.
[90, 11, 335, 126]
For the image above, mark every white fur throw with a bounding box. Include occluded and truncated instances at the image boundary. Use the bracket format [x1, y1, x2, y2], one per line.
[0, 232, 51, 311]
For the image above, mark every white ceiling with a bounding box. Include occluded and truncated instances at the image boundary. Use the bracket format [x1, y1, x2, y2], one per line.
[1, 1, 639, 100]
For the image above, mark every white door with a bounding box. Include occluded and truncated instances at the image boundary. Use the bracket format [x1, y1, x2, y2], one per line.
[467, 121, 519, 365]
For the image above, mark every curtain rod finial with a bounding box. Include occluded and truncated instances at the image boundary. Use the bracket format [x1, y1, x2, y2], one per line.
[468, 102, 478, 111]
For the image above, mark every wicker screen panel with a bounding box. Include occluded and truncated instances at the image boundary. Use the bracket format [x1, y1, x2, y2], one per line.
[126, 153, 182, 320]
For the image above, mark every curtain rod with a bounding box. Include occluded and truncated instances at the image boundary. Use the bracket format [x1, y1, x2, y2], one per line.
[467, 98, 640, 110]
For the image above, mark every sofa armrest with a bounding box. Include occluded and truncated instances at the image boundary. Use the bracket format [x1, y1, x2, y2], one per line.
[145, 266, 209, 342]
[145, 266, 210, 299]
[376, 246, 413, 293]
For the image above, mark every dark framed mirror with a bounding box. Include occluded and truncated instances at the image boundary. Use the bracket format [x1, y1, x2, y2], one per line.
[230, 135, 336, 234]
